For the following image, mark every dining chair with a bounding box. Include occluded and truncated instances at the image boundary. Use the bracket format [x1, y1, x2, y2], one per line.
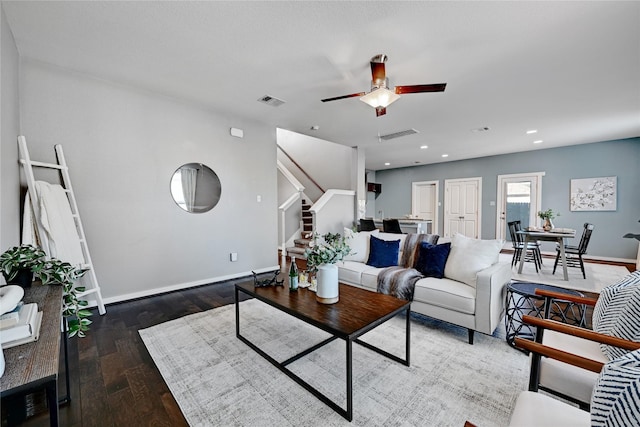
[507, 220, 542, 271]
[358, 218, 377, 232]
[382, 218, 403, 234]
[553, 222, 594, 279]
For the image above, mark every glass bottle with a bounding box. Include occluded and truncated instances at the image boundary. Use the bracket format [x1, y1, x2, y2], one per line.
[289, 257, 298, 291]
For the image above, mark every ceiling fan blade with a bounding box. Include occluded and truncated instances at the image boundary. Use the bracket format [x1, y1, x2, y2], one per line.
[321, 92, 366, 102]
[370, 58, 387, 87]
[395, 83, 447, 94]
[375, 106, 386, 117]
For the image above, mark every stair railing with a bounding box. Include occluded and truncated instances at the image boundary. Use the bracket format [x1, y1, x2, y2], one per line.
[277, 160, 308, 270]
[311, 189, 357, 236]
[277, 145, 325, 194]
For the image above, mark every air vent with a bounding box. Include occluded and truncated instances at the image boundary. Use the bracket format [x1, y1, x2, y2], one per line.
[257, 95, 286, 107]
[379, 128, 419, 141]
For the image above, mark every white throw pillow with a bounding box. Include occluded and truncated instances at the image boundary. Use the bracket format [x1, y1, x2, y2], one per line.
[343, 228, 379, 263]
[592, 271, 640, 360]
[444, 233, 504, 287]
[591, 348, 640, 426]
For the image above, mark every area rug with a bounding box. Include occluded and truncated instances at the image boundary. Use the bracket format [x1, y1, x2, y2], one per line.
[499, 253, 630, 294]
[140, 299, 529, 426]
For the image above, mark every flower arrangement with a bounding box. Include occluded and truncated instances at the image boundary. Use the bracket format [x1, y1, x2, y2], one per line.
[304, 232, 352, 273]
[537, 209, 560, 220]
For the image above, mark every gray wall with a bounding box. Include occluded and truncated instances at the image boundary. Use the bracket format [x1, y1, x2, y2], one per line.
[374, 139, 640, 260]
[0, 5, 20, 251]
[15, 59, 278, 302]
[277, 128, 354, 200]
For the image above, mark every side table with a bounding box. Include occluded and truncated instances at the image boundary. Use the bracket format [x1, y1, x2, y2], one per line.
[1, 284, 63, 426]
[505, 281, 586, 350]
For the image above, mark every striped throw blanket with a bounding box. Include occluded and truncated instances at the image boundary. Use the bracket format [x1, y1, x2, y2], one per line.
[377, 233, 439, 300]
[377, 267, 424, 301]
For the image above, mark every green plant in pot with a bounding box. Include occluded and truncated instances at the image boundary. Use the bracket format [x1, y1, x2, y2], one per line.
[0, 245, 46, 287]
[538, 209, 560, 231]
[32, 259, 92, 338]
[304, 232, 352, 274]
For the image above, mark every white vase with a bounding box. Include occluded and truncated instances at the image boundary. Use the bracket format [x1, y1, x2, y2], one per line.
[316, 263, 339, 304]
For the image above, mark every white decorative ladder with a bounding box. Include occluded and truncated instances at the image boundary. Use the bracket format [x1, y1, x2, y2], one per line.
[18, 136, 106, 315]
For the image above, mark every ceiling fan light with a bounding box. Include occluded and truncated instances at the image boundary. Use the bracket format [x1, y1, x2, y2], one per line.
[360, 87, 400, 109]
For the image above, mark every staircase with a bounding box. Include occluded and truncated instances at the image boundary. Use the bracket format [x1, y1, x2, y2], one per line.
[286, 199, 314, 259]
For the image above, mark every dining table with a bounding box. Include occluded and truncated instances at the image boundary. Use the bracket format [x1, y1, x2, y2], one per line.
[517, 229, 576, 280]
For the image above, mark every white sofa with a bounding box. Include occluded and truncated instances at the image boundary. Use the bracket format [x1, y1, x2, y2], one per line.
[337, 230, 511, 344]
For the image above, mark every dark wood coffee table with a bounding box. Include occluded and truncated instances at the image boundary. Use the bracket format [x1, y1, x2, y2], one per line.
[235, 282, 410, 421]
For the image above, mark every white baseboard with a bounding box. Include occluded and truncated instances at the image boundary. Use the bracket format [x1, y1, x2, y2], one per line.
[536, 251, 634, 264]
[85, 265, 281, 311]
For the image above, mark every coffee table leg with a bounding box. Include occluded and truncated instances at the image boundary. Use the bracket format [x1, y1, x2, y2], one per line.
[235, 286, 240, 337]
[346, 339, 353, 421]
[406, 307, 411, 366]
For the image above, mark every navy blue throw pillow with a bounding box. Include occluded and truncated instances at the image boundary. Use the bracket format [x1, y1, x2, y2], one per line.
[366, 235, 400, 268]
[415, 242, 451, 278]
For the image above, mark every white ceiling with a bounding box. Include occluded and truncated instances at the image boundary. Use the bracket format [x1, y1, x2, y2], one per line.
[3, 1, 639, 170]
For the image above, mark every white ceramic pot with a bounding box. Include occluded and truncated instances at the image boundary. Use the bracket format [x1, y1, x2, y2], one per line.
[316, 263, 339, 304]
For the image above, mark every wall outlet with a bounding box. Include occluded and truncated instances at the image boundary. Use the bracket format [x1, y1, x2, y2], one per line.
[230, 252, 238, 262]
[256, 195, 262, 203]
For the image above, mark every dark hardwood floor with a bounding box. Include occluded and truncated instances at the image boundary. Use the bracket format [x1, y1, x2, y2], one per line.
[2, 273, 263, 427]
[2, 256, 635, 426]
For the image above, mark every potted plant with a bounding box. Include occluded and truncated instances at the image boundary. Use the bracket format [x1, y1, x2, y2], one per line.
[538, 209, 560, 231]
[32, 259, 92, 338]
[304, 232, 352, 304]
[0, 245, 46, 287]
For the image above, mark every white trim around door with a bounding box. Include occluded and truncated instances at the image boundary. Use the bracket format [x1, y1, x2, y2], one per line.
[496, 172, 545, 241]
[411, 180, 439, 235]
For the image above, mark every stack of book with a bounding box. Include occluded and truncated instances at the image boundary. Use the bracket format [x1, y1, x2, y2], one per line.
[0, 302, 43, 349]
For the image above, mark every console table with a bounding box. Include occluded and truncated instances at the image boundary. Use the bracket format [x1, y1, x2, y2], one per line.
[1, 284, 63, 426]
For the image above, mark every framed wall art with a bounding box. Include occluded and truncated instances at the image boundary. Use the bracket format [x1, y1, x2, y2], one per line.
[570, 176, 617, 211]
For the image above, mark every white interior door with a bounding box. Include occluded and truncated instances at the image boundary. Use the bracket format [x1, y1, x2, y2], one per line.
[496, 172, 544, 241]
[411, 180, 438, 233]
[444, 177, 481, 239]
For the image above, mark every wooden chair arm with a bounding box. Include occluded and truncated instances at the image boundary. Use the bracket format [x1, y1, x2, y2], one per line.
[534, 288, 598, 306]
[514, 337, 604, 373]
[522, 315, 640, 351]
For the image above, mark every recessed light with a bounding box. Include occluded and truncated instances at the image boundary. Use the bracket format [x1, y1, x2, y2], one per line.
[420, 145, 428, 149]
[526, 130, 538, 134]
[533, 140, 543, 144]
[441, 154, 449, 158]
[384, 162, 390, 166]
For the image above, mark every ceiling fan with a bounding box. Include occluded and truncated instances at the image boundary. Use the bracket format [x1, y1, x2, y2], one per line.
[321, 54, 446, 117]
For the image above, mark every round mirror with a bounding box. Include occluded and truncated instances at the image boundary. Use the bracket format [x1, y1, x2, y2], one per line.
[170, 163, 221, 213]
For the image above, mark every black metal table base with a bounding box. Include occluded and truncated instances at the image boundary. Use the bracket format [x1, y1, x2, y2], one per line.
[235, 287, 410, 422]
[505, 281, 586, 351]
